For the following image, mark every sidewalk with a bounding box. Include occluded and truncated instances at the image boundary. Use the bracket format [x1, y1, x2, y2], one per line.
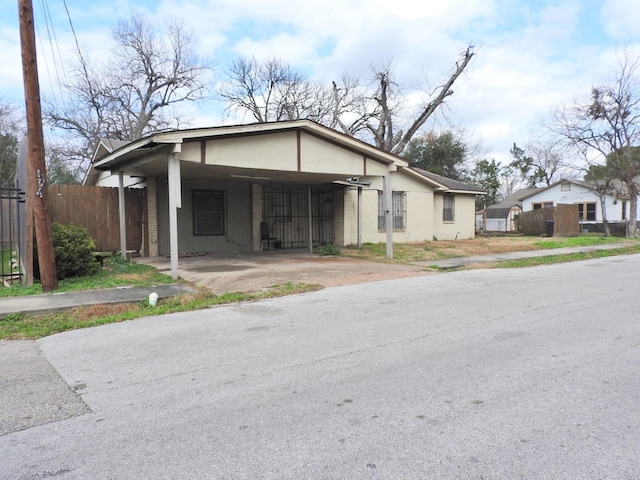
[416, 242, 634, 269]
[0, 284, 195, 318]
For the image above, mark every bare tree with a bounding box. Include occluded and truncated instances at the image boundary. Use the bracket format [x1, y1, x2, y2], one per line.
[369, 47, 475, 155]
[46, 14, 212, 178]
[219, 57, 333, 124]
[553, 50, 640, 237]
[219, 47, 475, 154]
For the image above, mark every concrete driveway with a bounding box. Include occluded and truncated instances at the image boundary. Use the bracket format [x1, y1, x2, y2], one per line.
[136, 250, 433, 293]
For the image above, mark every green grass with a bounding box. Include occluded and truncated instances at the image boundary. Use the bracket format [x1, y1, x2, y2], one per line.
[1, 246, 17, 273]
[0, 282, 321, 340]
[532, 236, 618, 249]
[350, 242, 450, 262]
[490, 244, 640, 269]
[0, 256, 173, 298]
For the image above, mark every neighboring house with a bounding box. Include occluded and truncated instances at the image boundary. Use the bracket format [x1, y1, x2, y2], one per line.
[476, 188, 539, 232]
[518, 179, 638, 232]
[85, 120, 483, 277]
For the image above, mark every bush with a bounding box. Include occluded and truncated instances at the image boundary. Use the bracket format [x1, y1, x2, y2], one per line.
[314, 243, 341, 256]
[35, 223, 101, 280]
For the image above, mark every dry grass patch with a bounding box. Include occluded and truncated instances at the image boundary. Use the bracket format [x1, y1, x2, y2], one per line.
[428, 237, 544, 257]
[69, 303, 143, 320]
[345, 235, 635, 264]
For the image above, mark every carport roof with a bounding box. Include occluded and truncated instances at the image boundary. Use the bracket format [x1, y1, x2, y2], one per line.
[92, 120, 405, 171]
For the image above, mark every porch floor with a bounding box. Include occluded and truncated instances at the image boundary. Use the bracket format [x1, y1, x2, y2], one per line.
[135, 249, 431, 294]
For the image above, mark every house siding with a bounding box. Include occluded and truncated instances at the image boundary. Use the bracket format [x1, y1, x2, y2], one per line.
[433, 193, 476, 240]
[339, 172, 435, 245]
[157, 180, 253, 255]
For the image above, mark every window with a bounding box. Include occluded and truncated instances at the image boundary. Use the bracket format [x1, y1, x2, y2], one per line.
[577, 202, 596, 221]
[561, 183, 571, 191]
[443, 193, 455, 222]
[622, 201, 627, 220]
[532, 202, 553, 209]
[378, 191, 407, 230]
[193, 190, 225, 235]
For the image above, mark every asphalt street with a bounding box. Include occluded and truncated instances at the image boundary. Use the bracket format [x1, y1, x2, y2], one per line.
[2, 255, 639, 479]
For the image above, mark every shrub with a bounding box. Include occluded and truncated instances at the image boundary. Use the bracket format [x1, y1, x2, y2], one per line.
[315, 243, 341, 256]
[35, 223, 101, 280]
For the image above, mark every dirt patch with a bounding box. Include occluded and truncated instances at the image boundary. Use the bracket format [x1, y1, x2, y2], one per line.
[142, 254, 435, 294]
[282, 256, 432, 288]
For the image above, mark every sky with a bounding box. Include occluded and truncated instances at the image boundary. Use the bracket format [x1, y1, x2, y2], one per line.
[2, 0, 640, 166]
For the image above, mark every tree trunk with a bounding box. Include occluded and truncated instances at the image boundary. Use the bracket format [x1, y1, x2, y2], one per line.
[597, 193, 611, 237]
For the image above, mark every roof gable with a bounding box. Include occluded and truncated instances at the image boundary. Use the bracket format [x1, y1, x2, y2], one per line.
[410, 168, 486, 194]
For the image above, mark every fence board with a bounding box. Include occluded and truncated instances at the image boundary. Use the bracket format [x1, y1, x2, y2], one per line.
[47, 185, 144, 251]
[519, 204, 580, 237]
[519, 208, 554, 235]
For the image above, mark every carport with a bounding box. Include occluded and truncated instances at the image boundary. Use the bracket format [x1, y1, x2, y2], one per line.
[90, 120, 404, 279]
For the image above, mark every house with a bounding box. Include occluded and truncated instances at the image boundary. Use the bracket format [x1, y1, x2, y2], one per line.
[85, 120, 484, 278]
[518, 179, 638, 233]
[476, 188, 539, 233]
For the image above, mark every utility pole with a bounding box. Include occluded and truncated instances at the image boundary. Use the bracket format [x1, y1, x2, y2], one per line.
[18, 0, 57, 291]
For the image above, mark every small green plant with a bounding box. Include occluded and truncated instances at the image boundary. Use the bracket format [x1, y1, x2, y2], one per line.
[315, 243, 341, 256]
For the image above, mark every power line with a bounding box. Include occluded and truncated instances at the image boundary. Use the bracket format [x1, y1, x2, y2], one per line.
[62, 0, 85, 70]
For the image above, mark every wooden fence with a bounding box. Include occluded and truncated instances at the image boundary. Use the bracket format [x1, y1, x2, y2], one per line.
[46, 185, 145, 252]
[518, 204, 579, 236]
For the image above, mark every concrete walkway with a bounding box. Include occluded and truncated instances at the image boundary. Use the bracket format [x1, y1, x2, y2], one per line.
[419, 242, 633, 269]
[0, 284, 195, 318]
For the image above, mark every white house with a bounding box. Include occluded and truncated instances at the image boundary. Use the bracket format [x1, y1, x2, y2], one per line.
[85, 120, 484, 278]
[519, 179, 638, 233]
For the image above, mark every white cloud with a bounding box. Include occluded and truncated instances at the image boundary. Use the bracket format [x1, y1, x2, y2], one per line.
[601, 0, 640, 41]
[2, 0, 638, 171]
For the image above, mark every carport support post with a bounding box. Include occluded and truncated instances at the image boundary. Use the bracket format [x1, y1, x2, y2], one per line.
[357, 186, 363, 248]
[307, 185, 313, 253]
[168, 148, 182, 280]
[384, 174, 393, 259]
[118, 171, 127, 259]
